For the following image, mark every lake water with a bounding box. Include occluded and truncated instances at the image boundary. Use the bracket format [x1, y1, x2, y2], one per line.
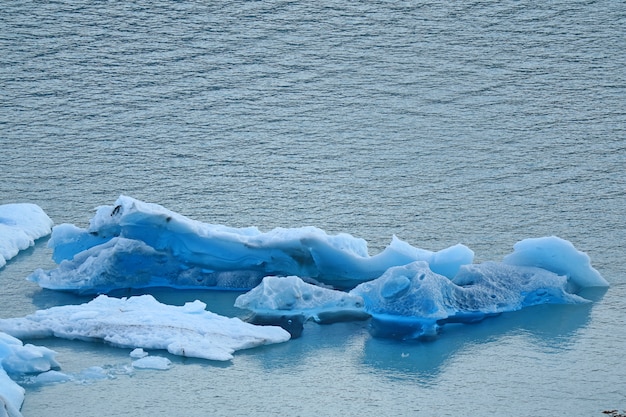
[1, 1, 625, 416]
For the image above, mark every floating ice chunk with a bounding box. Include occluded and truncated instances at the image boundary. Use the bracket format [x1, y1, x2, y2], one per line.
[235, 276, 370, 324]
[30, 370, 72, 385]
[130, 348, 148, 359]
[351, 260, 588, 340]
[132, 356, 171, 370]
[0, 203, 53, 268]
[0, 332, 60, 417]
[0, 295, 290, 362]
[502, 236, 609, 289]
[0, 332, 60, 374]
[30, 195, 473, 293]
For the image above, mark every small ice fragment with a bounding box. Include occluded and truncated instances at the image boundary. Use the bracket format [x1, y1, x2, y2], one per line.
[130, 348, 148, 358]
[132, 356, 171, 370]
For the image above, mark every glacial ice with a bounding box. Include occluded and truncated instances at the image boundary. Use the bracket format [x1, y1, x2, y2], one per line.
[29, 195, 474, 293]
[350, 261, 589, 339]
[1, 196, 611, 416]
[235, 237, 608, 340]
[0, 332, 59, 417]
[0, 203, 53, 268]
[235, 276, 370, 335]
[0, 294, 290, 362]
[502, 236, 609, 289]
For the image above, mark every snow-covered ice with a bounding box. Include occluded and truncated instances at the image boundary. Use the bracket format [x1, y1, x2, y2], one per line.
[0, 203, 53, 268]
[0, 332, 60, 417]
[29, 195, 474, 293]
[0, 294, 290, 362]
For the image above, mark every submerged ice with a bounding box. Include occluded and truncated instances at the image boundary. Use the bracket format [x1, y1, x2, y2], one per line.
[29, 196, 474, 293]
[0, 203, 53, 268]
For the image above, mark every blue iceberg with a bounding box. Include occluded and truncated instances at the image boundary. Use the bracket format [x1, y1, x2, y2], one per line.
[29, 196, 474, 293]
[350, 261, 589, 340]
[234, 276, 370, 336]
[22, 196, 608, 342]
[0, 203, 53, 268]
[236, 237, 608, 340]
[0, 332, 60, 417]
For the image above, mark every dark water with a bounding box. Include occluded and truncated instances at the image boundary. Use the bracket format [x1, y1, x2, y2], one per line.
[1, 1, 625, 416]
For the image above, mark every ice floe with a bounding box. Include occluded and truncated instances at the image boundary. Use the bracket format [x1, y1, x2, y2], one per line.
[0, 294, 290, 362]
[0, 203, 53, 268]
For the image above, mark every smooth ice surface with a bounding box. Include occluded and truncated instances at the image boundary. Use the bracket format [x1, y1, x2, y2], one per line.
[29, 196, 474, 293]
[351, 261, 590, 339]
[503, 236, 609, 290]
[0, 332, 60, 417]
[0, 204, 53, 268]
[235, 276, 370, 323]
[0, 295, 290, 362]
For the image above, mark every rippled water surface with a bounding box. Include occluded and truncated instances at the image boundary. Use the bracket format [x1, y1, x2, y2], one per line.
[1, 1, 625, 416]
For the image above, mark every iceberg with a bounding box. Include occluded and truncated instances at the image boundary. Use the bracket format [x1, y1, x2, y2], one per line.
[235, 276, 370, 336]
[0, 203, 53, 268]
[350, 255, 602, 340]
[0, 294, 290, 362]
[29, 195, 474, 293]
[0, 332, 60, 417]
[235, 237, 607, 340]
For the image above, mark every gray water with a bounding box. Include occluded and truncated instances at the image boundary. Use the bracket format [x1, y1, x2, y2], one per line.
[1, 1, 625, 416]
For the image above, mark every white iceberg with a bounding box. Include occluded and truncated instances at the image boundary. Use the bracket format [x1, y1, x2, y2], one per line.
[0, 294, 290, 362]
[29, 195, 474, 293]
[0, 203, 53, 268]
[0, 332, 60, 417]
